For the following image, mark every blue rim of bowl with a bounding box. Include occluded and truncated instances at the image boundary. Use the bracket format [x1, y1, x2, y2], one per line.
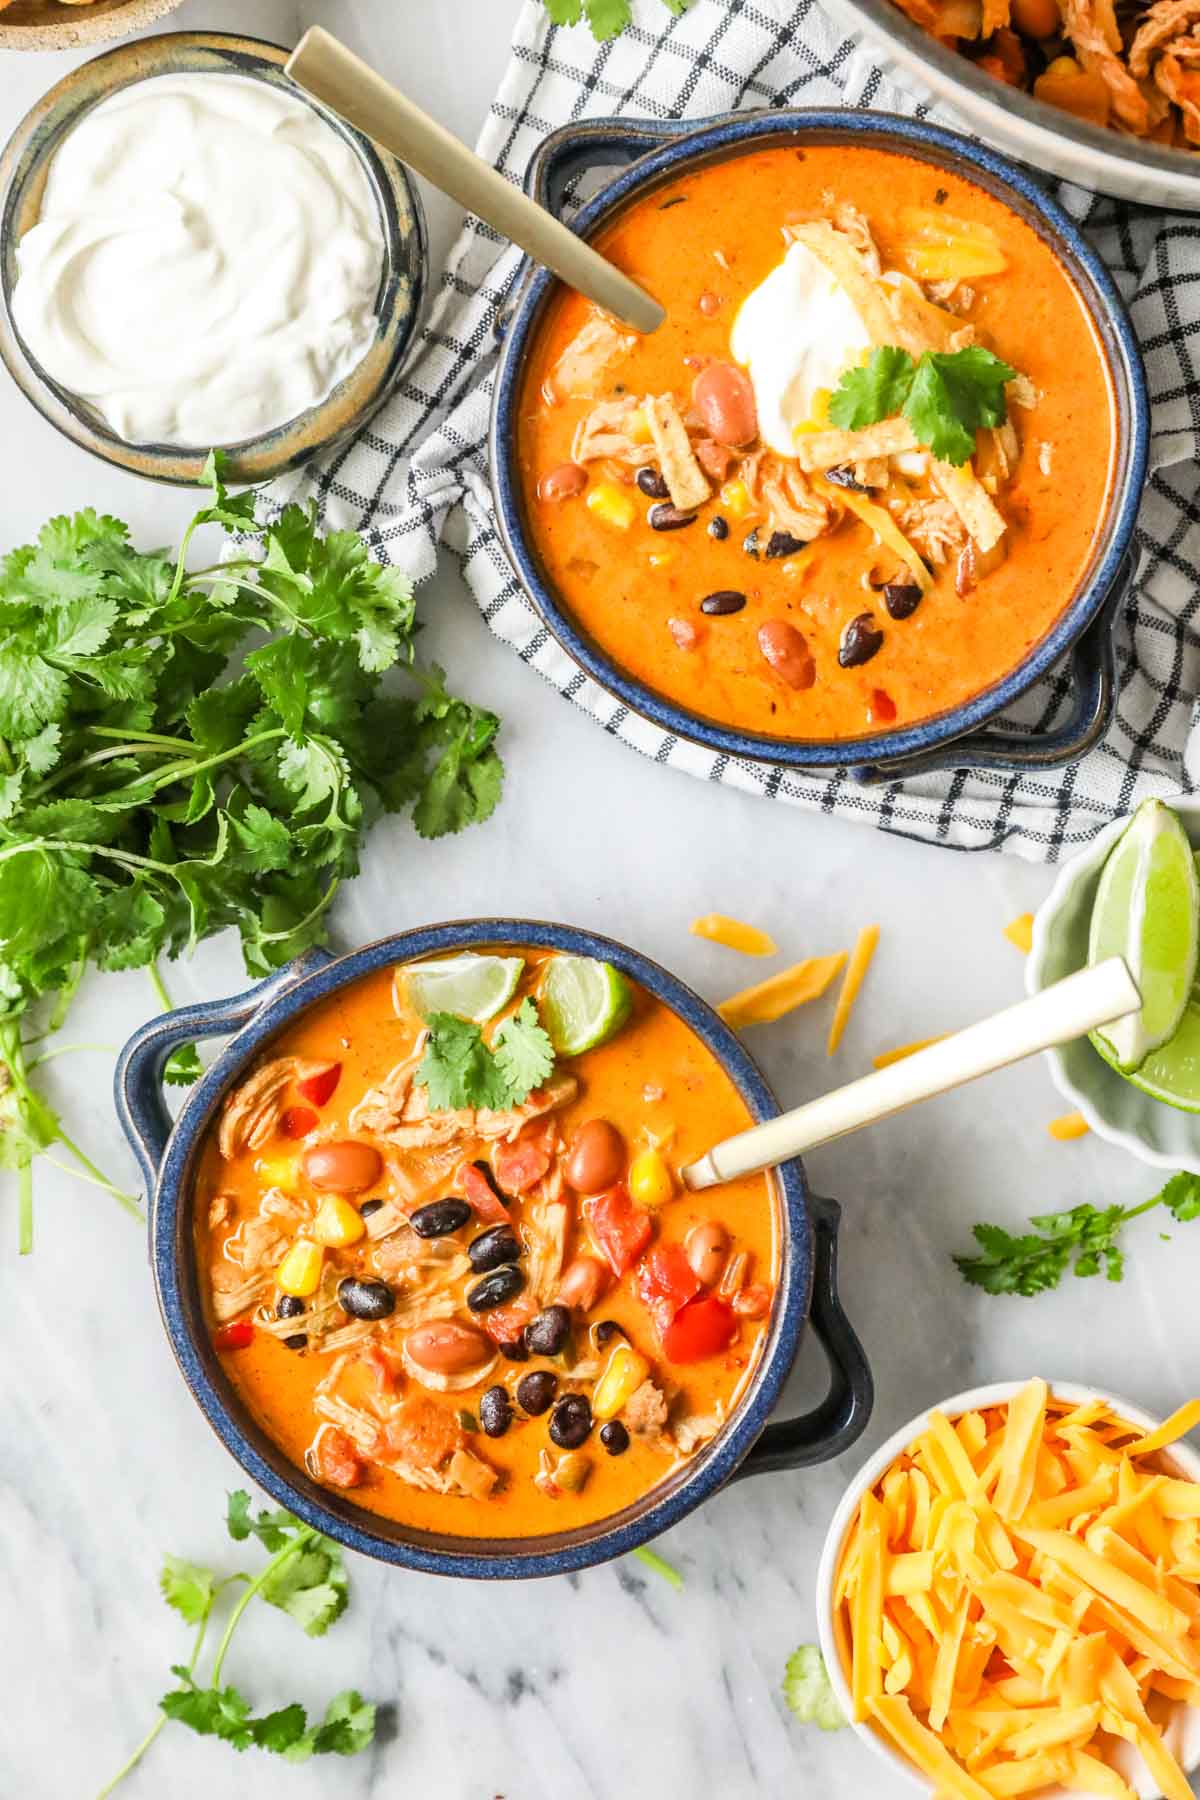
[150, 920, 813, 1579]
[491, 108, 1150, 770]
[0, 30, 427, 488]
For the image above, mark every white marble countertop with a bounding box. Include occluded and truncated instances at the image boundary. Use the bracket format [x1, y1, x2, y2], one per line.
[2, 4, 1197, 1796]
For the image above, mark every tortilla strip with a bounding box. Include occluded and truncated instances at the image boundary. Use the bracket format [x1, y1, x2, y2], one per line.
[932, 459, 1007, 552]
[795, 416, 920, 473]
[644, 393, 710, 512]
[788, 221, 898, 345]
[882, 279, 976, 355]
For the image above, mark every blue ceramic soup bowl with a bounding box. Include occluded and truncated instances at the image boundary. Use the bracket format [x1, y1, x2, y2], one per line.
[489, 109, 1150, 785]
[117, 920, 872, 1580]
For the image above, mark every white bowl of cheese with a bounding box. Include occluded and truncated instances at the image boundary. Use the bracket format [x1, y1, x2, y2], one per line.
[816, 1379, 1200, 1800]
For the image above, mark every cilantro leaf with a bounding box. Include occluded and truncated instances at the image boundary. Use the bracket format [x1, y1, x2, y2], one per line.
[782, 1646, 846, 1730]
[226, 1489, 299, 1552]
[415, 1012, 511, 1112]
[1160, 1171, 1200, 1222]
[904, 346, 1016, 465]
[159, 1555, 217, 1626]
[160, 1675, 253, 1748]
[261, 1539, 348, 1637]
[493, 998, 554, 1103]
[827, 347, 915, 433]
[306, 1689, 377, 1757]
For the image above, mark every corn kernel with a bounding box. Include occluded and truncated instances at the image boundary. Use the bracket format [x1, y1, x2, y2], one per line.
[255, 1152, 300, 1191]
[811, 386, 832, 426]
[647, 547, 677, 569]
[311, 1193, 366, 1248]
[586, 482, 636, 531]
[629, 408, 653, 445]
[277, 1238, 324, 1297]
[592, 1343, 651, 1421]
[719, 479, 750, 517]
[628, 1148, 673, 1208]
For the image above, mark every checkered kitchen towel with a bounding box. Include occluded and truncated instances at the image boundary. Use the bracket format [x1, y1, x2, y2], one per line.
[276, 0, 1200, 860]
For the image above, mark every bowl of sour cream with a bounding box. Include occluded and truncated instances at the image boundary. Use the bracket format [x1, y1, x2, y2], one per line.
[0, 31, 427, 485]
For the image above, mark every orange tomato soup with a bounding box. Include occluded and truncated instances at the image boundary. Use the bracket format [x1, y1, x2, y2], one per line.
[196, 950, 776, 1539]
[516, 143, 1116, 741]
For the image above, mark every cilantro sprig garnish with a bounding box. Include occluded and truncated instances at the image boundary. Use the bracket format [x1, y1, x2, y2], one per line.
[956, 1171, 1200, 1297]
[782, 1646, 846, 1731]
[542, 0, 690, 39]
[415, 998, 555, 1113]
[827, 345, 1017, 466]
[0, 453, 502, 1250]
[97, 1491, 375, 1796]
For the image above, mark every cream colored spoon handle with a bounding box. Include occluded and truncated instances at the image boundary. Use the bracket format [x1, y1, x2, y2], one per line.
[682, 956, 1140, 1191]
[286, 27, 665, 335]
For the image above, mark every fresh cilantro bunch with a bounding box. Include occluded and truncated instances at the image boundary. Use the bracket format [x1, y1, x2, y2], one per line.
[542, 0, 691, 39]
[98, 1490, 375, 1796]
[415, 997, 554, 1112]
[828, 345, 1016, 466]
[0, 454, 502, 1251]
[956, 1172, 1200, 1297]
[782, 1646, 846, 1731]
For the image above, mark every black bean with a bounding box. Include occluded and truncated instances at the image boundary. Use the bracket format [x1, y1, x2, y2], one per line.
[765, 530, 806, 559]
[479, 1386, 513, 1438]
[823, 463, 869, 494]
[648, 502, 697, 531]
[600, 1420, 630, 1456]
[592, 1319, 627, 1349]
[468, 1224, 522, 1273]
[337, 1276, 396, 1321]
[882, 582, 923, 621]
[636, 466, 669, 500]
[838, 612, 885, 668]
[410, 1197, 471, 1239]
[742, 528, 760, 559]
[359, 1198, 385, 1220]
[517, 1370, 557, 1415]
[700, 589, 745, 617]
[284, 1332, 308, 1351]
[707, 515, 729, 541]
[499, 1337, 530, 1362]
[524, 1304, 571, 1356]
[466, 1263, 525, 1313]
[549, 1392, 593, 1450]
[276, 1295, 305, 1320]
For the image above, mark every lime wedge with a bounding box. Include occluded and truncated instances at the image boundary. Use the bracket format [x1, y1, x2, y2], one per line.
[1115, 997, 1200, 1112]
[540, 954, 633, 1056]
[1088, 799, 1199, 1074]
[397, 953, 524, 1023]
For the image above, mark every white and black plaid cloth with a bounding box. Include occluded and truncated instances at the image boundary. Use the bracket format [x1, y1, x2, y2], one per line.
[275, 0, 1200, 862]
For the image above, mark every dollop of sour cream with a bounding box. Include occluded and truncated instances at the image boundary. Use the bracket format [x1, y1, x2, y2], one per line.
[729, 240, 871, 457]
[12, 74, 384, 448]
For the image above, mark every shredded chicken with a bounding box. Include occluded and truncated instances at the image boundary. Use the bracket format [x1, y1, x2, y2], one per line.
[348, 1043, 425, 1137]
[224, 1214, 289, 1274]
[549, 312, 636, 401]
[784, 199, 883, 275]
[674, 1410, 724, 1455]
[931, 459, 1008, 553]
[761, 467, 835, 543]
[1130, 0, 1200, 138]
[1008, 373, 1039, 411]
[571, 397, 647, 465]
[624, 1379, 671, 1443]
[1061, 0, 1165, 132]
[889, 496, 966, 565]
[524, 1195, 568, 1304]
[219, 1057, 325, 1159]
[314, 1391, 381, 1453]
[210, 1268, 273, 1322]
[208, 1193, 232, 1230]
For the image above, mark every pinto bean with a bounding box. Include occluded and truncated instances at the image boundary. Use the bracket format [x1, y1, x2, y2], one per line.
[538, 462, 588, 502]
[303, 1141, 382, 1193]
[565, 1119, 625, 1194]
[406, 1320, 492, 1375]
[757, 620, 816, 691]
[557, 1254, 609, 1312]
[692, 361, 758, 447]
[686, 1219, 730, 1285]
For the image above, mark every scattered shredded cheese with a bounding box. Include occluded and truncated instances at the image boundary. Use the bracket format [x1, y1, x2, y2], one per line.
[718, 953, 847, 1028]
[690, 913, 777, 957]
[1004, 913, 1035, 953]
[834, 1380, 1200, 1800]
[873, 1035, 948, 1070]
[827, 924, 880, 1057]
[812, 475, 933, 592]
[1048, 1111, 1090, 1141]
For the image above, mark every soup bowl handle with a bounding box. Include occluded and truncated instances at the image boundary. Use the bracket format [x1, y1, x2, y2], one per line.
[733, 1194, 873, 1479]
[114, 947, 336, 1201]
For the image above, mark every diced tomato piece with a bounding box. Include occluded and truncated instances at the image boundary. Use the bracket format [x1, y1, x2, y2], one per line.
[281, 1106, 318, 1140]
[661, 1296, 737, 1365]
[379, 1397, 463, 1468]
[584, 1183, 653, 1276]
[213, 1320, 255, 1351]
[492, 1121, 554, 1195]
[297, 1062, 342, 1107]
[312, 1426, 365, 1489]
[481, 1294, 538, 1345]
[459, 1159, 510, 1224]
[636, 1242, 703, 1338]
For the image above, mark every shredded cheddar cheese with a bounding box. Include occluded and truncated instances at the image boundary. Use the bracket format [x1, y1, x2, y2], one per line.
[834, 1380, 1200, 1800]
[718, 953, 847, 1028]
[1048, 1111, 1090, 1141]
[1004, 912, 1035, 953]
[812, 475, 933, 592]
[689, 913, 777, 957]
[827, 924, 880, 1056]
[873, 1035, 948, 1070]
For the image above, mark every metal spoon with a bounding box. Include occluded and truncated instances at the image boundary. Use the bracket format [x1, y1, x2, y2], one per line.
[682, 957, 1140, 1190]
[286, 26, 665, 335]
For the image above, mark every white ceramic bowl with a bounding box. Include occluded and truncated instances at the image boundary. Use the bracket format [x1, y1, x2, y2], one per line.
[1027, 798, 1200, 1174]
[816, 1379, 1200, 1799]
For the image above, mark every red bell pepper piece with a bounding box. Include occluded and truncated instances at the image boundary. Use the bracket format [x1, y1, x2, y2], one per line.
[661, 1296, 737, 1365]
[281, 1105, 318, 1140]
[296, 1062, 342, 1107]
[492, 1120, 554, 1194]
[459, 1159, 510, 1224]
[213, 1320, 255, 1352]
[481, 1294, 537, 1346]
[636, 1242, 702, 1338]
[584, 1183, 653, 1276]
